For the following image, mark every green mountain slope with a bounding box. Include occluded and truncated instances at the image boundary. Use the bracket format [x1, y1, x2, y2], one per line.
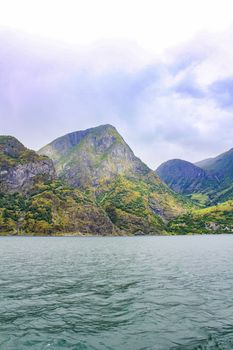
[0, 180, 116, 235]
[168, 200, 233, 235]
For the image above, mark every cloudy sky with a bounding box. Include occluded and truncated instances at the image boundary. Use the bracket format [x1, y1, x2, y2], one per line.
[1, 0, 233, 168]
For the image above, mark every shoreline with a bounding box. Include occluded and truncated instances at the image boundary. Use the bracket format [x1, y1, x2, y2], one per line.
[0, 232, 230, 237]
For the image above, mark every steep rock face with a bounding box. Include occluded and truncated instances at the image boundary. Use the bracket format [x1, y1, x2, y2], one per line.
[0, 136, 55, 193]
[0, 161, 55, 193]
[39, 124, 149, 187]
[156, 159, 219, 195]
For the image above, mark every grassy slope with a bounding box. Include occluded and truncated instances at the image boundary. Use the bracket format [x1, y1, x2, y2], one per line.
[184, 185, 233, 207]
[94, 174, 193, 235]
[1, 178, 232, 236]
[0, 174, 193, 236]
[168, 200, 233, 234]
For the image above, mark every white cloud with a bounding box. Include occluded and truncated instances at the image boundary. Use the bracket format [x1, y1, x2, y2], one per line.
[1, 24, 233, 169]
[1, 0, 233, 54]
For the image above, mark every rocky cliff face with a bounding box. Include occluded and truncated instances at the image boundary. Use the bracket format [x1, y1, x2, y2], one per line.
[0, 160, 55, 193]
[0, 136, 55, 193]
[0, 135, 118, 235]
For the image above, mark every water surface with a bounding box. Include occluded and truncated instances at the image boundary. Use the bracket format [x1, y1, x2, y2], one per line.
[1, 235, 233, 349]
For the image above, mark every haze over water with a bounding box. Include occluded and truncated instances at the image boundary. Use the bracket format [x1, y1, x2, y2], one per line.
[1, 236, 233, 349]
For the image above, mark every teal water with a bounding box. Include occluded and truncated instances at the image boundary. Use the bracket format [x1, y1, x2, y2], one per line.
[0, 236, 233, 350]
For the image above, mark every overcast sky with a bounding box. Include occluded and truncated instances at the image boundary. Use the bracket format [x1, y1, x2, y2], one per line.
[1, 0, 233, 168]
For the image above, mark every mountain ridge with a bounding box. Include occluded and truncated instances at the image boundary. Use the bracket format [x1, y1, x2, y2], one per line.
[196, 148, 233, 188]
[1, 125, 233, 236]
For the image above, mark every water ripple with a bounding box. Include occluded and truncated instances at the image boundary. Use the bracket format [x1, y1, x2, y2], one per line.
[1, 235, 233, 349]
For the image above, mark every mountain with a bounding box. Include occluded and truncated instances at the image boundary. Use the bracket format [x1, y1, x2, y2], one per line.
[38, 124, 149, 188]
[0, 136, 116, 235]
[39, 125, 191, 234]
[156, 159, 219, 195]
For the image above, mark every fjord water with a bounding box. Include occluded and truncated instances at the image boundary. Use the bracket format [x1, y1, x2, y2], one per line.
[1, 236, 233, 350]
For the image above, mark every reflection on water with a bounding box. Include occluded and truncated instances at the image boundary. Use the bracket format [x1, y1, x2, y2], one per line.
[0, 235, 233, 349]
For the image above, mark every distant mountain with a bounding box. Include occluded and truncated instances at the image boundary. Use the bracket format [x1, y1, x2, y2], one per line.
[156, 153, 233, 234]
[196, 148, 233, 188]
[195, 157, 214, 169]
[39, 125, 190, 234]
[156, 147, 233, 205]
[156, 159, 219, 195]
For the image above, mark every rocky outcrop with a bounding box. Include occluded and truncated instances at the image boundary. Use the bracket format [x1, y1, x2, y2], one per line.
[0, 159, 55, 193]
[0, 136, 55, 193]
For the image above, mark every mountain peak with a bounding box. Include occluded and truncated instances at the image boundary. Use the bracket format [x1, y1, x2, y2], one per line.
[94, 123, 116, 130]
[0, 135, 22, 144]
[39, 124, 149, 187]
